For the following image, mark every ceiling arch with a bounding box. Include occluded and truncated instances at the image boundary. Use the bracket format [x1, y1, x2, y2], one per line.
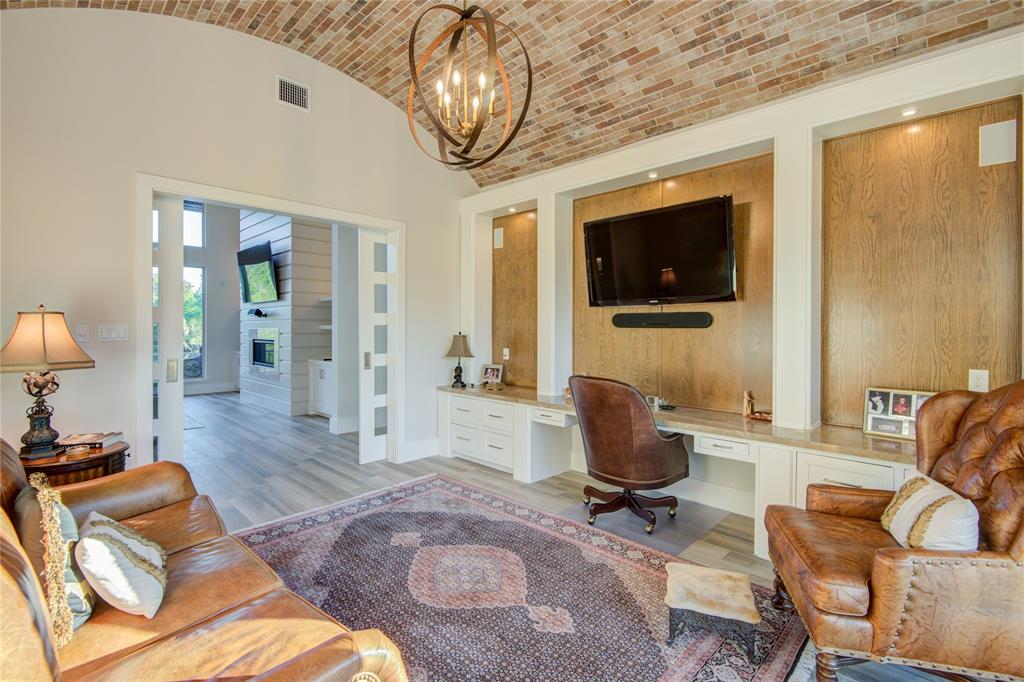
[3, 1, 1022, 186]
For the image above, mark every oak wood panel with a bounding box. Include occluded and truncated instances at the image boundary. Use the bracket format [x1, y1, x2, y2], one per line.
[492, 211, 538, 388]
[573, 155, 774, 413]
[822, 98, 1022, 427]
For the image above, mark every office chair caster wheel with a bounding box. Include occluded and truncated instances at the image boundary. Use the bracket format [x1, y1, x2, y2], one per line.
[587, 515, 596, 525]
[583, 495, 591, 505]
[644, 524, 655, 535]
[668, 507, 677, 518]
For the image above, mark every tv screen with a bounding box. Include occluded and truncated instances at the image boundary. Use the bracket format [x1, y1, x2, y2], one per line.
[237, 242, 279, 304]
[583, 195, 735, 306]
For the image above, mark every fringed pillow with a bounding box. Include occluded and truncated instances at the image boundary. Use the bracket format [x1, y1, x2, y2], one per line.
[16, 473, 95, 647]
[881, 474, 979, 550]
[75, 511, 167, 618]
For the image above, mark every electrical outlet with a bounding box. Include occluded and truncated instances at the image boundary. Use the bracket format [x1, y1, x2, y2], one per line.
[968, 369, 989, 393]
[502, 347, 510, 360]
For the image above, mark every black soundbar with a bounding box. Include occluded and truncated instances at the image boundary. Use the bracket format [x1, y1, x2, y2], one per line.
[611, 312, 713, 329]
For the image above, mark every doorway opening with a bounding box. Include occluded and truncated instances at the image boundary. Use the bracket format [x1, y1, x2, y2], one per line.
[143, 179, 404, 484]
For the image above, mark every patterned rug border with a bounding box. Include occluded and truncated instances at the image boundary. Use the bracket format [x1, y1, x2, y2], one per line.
[231, 472, 441, 534]
[237, 474, 809, 682]
[238, 474, 691, 573]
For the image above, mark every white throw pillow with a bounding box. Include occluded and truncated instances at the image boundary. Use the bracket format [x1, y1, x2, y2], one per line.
[881, 475, 979, 551]
[75, 512, 167, 618]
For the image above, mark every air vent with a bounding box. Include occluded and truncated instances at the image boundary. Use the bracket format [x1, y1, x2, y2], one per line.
[277, 76, 309, 111]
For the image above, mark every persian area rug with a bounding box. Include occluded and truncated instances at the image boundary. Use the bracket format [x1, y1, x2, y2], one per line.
[237, 475, 807, 681]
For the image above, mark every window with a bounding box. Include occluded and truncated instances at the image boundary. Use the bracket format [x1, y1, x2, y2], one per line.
[183, 200, 204, 247]
[152, 267, 159, 306]
[152, 209, 159, 247]
[183, 266, 205, 380]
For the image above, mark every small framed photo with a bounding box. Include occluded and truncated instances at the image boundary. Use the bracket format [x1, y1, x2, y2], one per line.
[863, 387, 935, 440]
[480, 363, 504, 385]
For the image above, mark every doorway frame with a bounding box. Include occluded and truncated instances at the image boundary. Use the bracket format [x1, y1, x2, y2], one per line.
[133, 173, 407, 467]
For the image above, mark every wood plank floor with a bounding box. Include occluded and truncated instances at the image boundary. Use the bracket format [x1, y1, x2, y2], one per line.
[183, 392, 950, 682]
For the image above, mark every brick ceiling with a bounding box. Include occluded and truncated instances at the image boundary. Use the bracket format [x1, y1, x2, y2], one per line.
[4, 1, 1023, 187]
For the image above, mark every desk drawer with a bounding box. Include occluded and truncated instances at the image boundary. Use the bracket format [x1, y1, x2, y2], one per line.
[481, 401, 515, 434]
[532, 407, 568, 427]
[797, 451, 895, 506]
[479, 431, 514, 468]
[450, 423, 480, 457]
[451, 397, 482, 426]
[695, 435, 750, 461]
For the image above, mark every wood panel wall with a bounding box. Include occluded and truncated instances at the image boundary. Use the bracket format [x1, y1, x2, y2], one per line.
[822, 98, 1022, 427]
[492, 210, 538, 388]
[572, 154, 774, 413]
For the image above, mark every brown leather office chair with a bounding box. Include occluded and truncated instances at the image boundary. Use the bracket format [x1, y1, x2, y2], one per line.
[765, 380, 1024, 682]
[569, 375, 689, 534]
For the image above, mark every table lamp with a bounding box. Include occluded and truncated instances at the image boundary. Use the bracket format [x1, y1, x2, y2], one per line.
[444, 332, 473, 389]
[1, 305, 95, 458]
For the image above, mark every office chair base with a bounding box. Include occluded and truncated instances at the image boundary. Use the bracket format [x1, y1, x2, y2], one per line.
[583, 485, 678, 534]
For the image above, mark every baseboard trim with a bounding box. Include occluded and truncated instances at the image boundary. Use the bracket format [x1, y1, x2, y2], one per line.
[398, 437, 439, 463]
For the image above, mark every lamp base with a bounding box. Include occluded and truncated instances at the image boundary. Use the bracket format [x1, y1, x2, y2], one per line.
[451, 361, 467, 389]
[20, 397, 60, 460]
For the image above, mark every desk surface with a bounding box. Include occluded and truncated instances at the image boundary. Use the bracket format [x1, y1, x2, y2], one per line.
[439, 386, 917, 466]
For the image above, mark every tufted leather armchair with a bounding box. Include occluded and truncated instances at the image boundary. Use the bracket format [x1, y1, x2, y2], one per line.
[765, 381, 1024, 682]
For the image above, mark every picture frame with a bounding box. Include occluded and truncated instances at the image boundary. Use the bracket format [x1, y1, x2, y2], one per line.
[863, 387, 935, 440]
[480, 363, 504, 385]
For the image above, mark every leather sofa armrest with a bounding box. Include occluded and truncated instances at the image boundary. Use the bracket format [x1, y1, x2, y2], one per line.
[804, 484, 894, 521]
[868, 547, 1024, 677]
[58, 461, 199, 525]
[253, 630, 408, 682]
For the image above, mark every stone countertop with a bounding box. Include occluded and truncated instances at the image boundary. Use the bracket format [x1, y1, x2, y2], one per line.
[438, 385, 917, 466]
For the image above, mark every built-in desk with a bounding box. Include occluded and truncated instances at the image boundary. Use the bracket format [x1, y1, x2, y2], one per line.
[437, 385, 918, 559]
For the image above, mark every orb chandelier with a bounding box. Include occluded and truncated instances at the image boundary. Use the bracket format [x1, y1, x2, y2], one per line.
[407, 2, 532, 170]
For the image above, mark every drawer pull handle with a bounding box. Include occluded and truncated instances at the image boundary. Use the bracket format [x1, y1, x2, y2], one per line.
[710, 443, 735, 450]
[456, 408, 471, 412]
[456, 436, 470, 442]
[823, 477, 862, 488]
[537, 412, 553, 418]
[488, 414, 504, 419]
[488, 444, 504, 450]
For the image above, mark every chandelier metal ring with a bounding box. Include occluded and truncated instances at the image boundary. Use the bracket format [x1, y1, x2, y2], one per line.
[407, 3, 532, 170]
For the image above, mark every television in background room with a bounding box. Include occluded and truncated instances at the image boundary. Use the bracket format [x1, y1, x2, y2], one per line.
[237, 241, 279, 304]
[583, 195, 736, 306]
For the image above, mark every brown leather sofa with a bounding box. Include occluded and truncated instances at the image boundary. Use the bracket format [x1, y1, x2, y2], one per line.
[1, 440, 408, 681]
[765, 381, 1024, 681]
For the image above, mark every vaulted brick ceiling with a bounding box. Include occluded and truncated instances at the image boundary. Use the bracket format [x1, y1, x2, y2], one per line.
[5, 1, 1023, 186]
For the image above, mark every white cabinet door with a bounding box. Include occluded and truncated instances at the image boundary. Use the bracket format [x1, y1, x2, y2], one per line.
[796, 451, 896, 507]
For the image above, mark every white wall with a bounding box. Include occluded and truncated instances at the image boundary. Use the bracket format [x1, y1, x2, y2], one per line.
[459, 30, 1024, 430]
[0, 10, 475, 458]
[184, 203, 240, 395]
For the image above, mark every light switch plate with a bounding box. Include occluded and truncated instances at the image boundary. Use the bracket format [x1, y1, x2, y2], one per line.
[98, 325, 128, 342]
[493, 227, 504, 249]
[74, 324, 90, 344]
[166, 359, 178, 383]
[968, 369, 989, 393]
[502, 347, 510, 360]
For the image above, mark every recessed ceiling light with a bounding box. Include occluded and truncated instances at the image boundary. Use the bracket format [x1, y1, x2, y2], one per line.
[647, 171, 659, 179]
[508, 207, 516, 213]
[901, 107, 917, 117]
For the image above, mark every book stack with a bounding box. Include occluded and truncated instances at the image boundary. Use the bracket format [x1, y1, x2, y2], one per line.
[57, 432, 124, 449]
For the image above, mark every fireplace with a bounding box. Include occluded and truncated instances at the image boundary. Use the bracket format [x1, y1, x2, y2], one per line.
[252, 338, 276, 368]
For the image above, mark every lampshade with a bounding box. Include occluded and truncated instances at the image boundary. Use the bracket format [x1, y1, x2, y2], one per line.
[0, 305, 95, 373]
[445, 333, 473, 359]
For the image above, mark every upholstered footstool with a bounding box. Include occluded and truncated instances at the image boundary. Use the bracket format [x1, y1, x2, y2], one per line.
[664, 562, 761, 661]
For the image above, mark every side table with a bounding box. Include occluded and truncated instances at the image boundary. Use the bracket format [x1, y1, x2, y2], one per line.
[22, 442, 130, 486]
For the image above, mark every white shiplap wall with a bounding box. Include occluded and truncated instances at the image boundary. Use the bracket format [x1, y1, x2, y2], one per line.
[238, 211, 331, 415]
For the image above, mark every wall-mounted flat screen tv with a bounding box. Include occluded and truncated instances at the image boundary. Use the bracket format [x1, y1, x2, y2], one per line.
[237, 241, 279, 304]
[583, 195, 736, 306]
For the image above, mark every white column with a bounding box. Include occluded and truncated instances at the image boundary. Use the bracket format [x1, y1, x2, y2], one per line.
[772, 126, 820, 429]
[459, 206, 492, 379]
[536, 192, 573, 396]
